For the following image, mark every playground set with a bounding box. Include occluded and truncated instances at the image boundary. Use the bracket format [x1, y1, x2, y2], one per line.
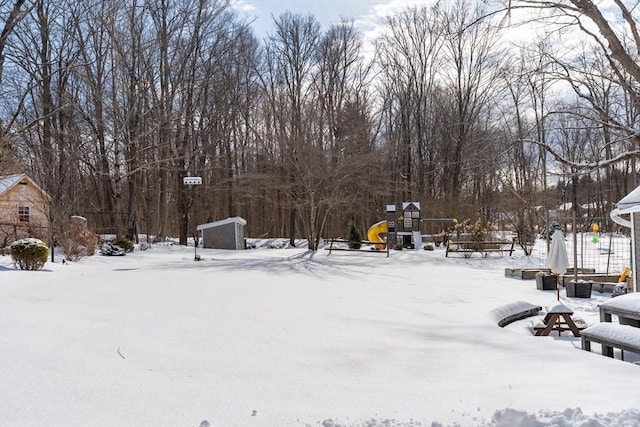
[367, 202, 422, 249]
[326, 202, 423, 255]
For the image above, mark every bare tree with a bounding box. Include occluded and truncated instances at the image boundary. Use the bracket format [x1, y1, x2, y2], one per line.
[0, 0, 32, 84]
[499, 0, 640, 184]
[301, 20, 376, 249]
[0, 0, 33, 175]
[168, 0, 239, 245]
[376, 5, 444, 202]
[436, 0, 505, 208]
[375, 0, 506, 225]
[262, 12, 320, 247]
[495, 41, 560, 253]
[7, 0, 88, 259]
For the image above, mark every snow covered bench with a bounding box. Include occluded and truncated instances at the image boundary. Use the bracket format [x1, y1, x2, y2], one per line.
[580, 323, 640, 361]
[492, 301, 542, 327]
[598, 293, 640, 324]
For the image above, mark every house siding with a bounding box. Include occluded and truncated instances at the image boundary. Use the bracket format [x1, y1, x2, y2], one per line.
[0, 177, 49, 242]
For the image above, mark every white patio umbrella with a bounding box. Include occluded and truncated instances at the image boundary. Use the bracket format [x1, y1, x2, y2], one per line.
[546, 229, 569, 301]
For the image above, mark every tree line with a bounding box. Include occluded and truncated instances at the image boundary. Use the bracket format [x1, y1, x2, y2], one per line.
[1, 0, 638, 250]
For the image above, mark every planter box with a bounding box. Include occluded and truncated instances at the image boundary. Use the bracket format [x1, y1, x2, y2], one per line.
[505, 268, 550, 280]
[535, 273, 558, 290]
[559, 270, 608, 286]
[566, 281, 593, 298]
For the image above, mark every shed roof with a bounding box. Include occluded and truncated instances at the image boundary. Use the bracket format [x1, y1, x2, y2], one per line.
[0, 174, 24, 196]
[197, 216, 247, 231]
[0, 174, 48, 198]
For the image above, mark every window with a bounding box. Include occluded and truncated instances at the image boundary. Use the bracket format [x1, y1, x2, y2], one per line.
[18, 206, 30, 222]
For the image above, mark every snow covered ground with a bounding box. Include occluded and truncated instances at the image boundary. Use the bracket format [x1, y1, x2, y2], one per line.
[1, 238, 639, 427]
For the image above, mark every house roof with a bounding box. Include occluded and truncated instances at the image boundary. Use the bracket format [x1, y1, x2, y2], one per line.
[616, 184, 640, 213]
[610, 184, 640, 228]
[197, 216, 247, 231]
[0, 174, 49, 199]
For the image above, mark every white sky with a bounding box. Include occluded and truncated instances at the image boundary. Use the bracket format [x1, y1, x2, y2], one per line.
[230, 0, 626, 54]
[230, 0, 438, 40]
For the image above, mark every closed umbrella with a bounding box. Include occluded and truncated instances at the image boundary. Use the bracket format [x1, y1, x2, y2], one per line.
[546, 229, 569, 301]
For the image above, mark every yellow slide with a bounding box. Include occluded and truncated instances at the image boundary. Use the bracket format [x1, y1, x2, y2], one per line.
[367, 220, 388, 250]
[619, 266, 631, 283]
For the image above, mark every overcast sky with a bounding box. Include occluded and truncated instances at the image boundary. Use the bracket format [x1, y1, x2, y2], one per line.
[230, 0, 438, 40]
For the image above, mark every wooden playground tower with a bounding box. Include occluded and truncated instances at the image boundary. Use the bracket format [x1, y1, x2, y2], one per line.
[385, 202, 421, 248]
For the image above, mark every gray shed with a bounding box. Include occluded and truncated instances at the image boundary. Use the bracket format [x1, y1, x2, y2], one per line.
[610, 184, 640, 292]
[197, 216, 247, 250]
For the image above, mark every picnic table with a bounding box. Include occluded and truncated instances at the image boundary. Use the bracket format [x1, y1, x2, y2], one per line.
[532, 302, 586, 337]
[599, 292, 640, 324]
[580, 293, 640, 360]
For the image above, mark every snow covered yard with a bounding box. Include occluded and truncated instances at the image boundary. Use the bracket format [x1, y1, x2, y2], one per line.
[1, 243, 639, 427]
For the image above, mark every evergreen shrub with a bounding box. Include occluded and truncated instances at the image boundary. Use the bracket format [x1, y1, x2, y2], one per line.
[11, 238, 49, 270]
[113, 238, 134, 253]
[347, 220, 362, 250]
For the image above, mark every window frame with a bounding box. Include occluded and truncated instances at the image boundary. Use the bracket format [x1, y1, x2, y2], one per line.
[18, 206, 30, 222]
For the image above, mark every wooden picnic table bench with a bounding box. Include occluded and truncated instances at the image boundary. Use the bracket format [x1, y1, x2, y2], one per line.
[581, 323, 640, 360]
[445, 239, 515, 258]
[581, 293, 640, 360]
[598, 293, 640, 325]
[531, 302, 587, 337]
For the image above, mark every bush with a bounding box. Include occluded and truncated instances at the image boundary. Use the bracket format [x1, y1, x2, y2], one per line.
[61, 216, 98, 261]
[454, 217, 489, 242]
[347, 220, 362, 250]
[100, 241, 126, 256]
[11, 238, 49, 270]
[112, 238, 134, 253]
[423, 244, 435, 251]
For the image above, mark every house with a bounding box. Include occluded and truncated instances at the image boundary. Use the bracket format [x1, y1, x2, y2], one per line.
[196, 216, 247, 250]
[0, 174, 50, 245]
[610, 184, 640, 292]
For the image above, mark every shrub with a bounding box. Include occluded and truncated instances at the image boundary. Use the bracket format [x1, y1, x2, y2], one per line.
[453, 217, 489, 241]
[100, 242, 126, 256]
[347, 220, 362, 250]
[452, 217, 490, 251]
[423, 244, 435, 251]
[61, 216, 98, 261]
[11, 238, 49, 270]
[112, 238, 134, 253]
